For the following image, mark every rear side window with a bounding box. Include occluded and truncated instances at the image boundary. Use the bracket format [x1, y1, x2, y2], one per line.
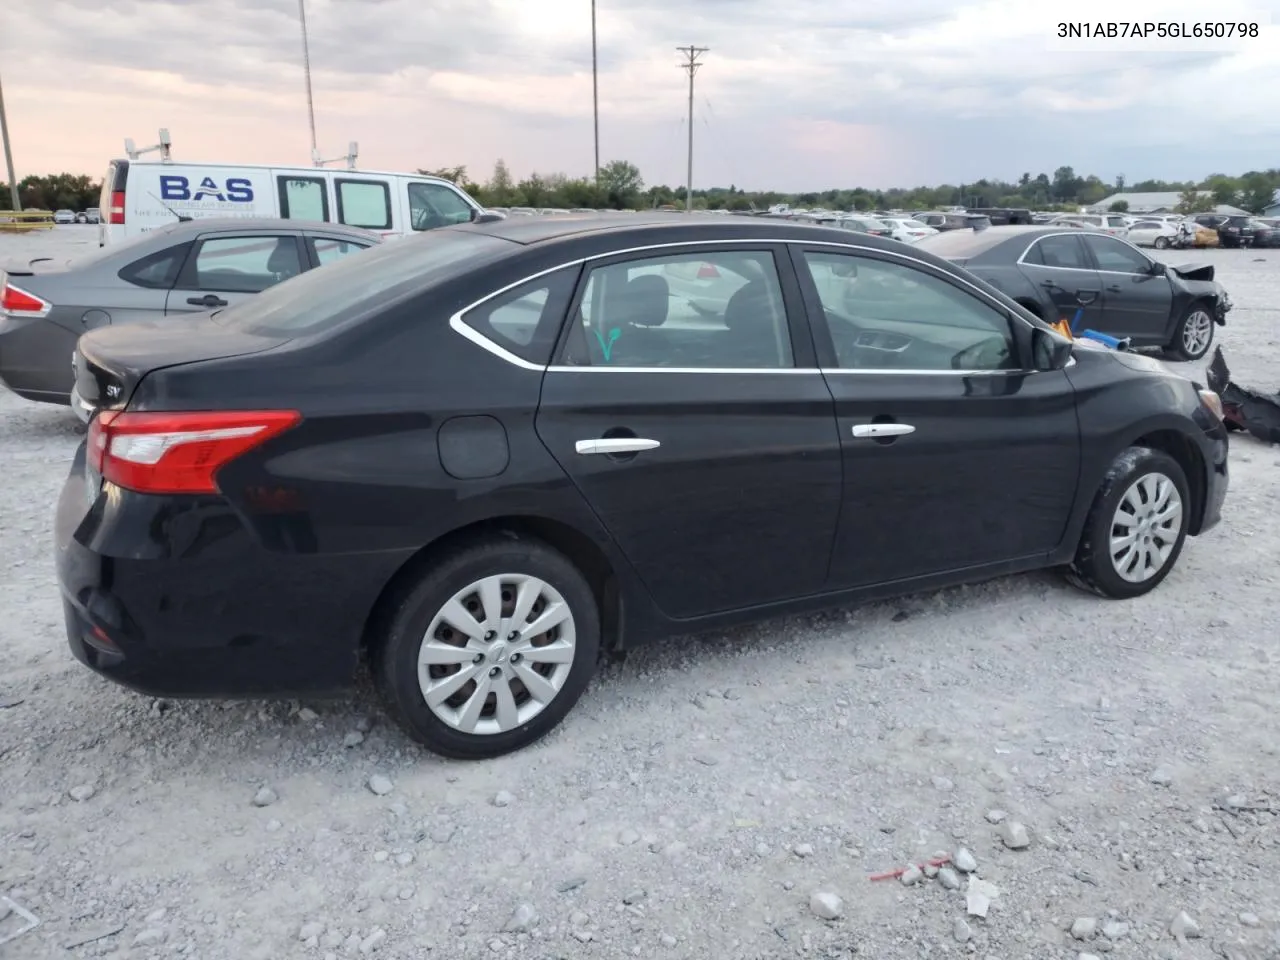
[336, 180, 391, 230]
[279, 176, 329, 221]
[1023, 234, 1089, 269]
[118, 242, 192, 289]
[186, 236, 304, 293]
[460, 266, 580, 364]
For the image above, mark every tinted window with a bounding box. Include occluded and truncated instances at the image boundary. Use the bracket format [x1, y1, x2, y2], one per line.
[117, 242, 191, 289]
[461, 267, 579, 365]
[336, 180, 391, 230]
[408, 182, 474, 230]
[1082, 235, 1151, 274]
[563, 250, 793, 369]
[214, 231, 511, 337]
[1024, 234, 1090, 269]
[803, 251, 1016, 372]
[308, 236, 371, 266]
[279, 176, 329, 221]
[190, 236, 303, 293]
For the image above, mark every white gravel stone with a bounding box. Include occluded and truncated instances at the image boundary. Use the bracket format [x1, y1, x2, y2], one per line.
[252, 786, 277, 807]
[492, 790, 515, 807]
[1071, 917, 1097, 940]
[1101, 920, 1129, 939]
[953, 918, 971, 942]
[998, 820, 1031, 849]
[809, 891, 843, 920]
[793, 842, 814, 857]
[938, 866, 961, 890]
[900, 864, 923, 886]
[68, 784, 96, 802]
[504, 903, 539, 932]
[343, 731, 365, 748]
[1239, 912, 1261, 928]
[366, 775, 394, 796]
[1170, 911, 1201, 940]
[1149, 766, 1174, 785]
[953, 847, 978, 872]
[984, 809, 1007, 824]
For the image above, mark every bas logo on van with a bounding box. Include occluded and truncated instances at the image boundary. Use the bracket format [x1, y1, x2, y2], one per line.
[158, 175, 255, 203]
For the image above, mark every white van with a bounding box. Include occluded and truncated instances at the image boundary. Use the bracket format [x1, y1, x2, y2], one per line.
[97, 160, 490, 246]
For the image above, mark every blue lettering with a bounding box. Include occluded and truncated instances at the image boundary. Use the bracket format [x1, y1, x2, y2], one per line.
[225, 178, 254, 202]
[192, 176, 226, 202]
[159, 175, 190, 200]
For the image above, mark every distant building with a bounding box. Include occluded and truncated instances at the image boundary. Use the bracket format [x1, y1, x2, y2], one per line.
[1087, 191, 1212, 214]
[1211, 204, 1254, 217]
[1263, 190, 1280, 218]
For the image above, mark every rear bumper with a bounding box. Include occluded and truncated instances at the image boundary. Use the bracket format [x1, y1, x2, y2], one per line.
[56, 443, 411, 698]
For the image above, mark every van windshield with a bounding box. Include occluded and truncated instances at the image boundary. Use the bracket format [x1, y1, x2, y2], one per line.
[213, 229, 512, 337]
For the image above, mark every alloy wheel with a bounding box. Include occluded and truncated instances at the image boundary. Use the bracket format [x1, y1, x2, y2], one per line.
[1181, 310, 1213, 357]
[417, 574, 577, 735]
[1109, 472, 1183, 583]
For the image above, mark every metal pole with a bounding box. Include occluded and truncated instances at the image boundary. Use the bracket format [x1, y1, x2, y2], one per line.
[676, 46, 707, 213]
[591, 0, 600, 182]
[0, 73, 20, 212]
[298, 0, 318, 156]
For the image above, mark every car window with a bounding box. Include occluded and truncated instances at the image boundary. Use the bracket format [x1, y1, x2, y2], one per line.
[460, 266, 579, 364]
[278, 176, 329, 221]
[803, 251, 1017, 372]
[1023, 234, 1090, 269]
[117, 242, 192, 289]
[563, 250, 793, 369]
[1082, 235, 1151, 274]
[190, 236, 303, 293]
[336, 179, 391, 230]
[407, 182, 474, 230]
[1132, 221, 1161, 229]
[308, 236, 371, 266]
[1106, 216, 1127, 227]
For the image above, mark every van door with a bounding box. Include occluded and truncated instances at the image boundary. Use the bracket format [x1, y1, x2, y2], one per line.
[275, 171, 332, 224]
[334, 177, 396, 237]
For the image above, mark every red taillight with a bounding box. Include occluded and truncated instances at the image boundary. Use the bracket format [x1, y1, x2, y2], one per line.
[92, 410, 301, 495]
[1, 282, 50, 316]
[696, 262, 720, 279]
[109, 190, 126, 225]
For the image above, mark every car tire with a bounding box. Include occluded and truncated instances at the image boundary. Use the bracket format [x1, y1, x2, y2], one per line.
[1065, 446, 1191, 600]
[370, 537, 600, 760]
[1153, 237, 1170, 249]
[1166, 302, 1215, 362]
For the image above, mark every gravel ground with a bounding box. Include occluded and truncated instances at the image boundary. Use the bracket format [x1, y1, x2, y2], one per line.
[3, 227, 1280, 960]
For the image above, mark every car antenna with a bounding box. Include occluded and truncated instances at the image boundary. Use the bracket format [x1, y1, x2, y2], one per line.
[147, 191, 194, 223]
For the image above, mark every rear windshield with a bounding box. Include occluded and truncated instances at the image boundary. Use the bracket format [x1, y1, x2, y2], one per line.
[913, 228, 1007, 258]
[213, 230, 512, 337]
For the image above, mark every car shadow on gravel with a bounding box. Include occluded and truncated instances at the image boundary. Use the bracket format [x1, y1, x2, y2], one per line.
[2, 400, 84, 442]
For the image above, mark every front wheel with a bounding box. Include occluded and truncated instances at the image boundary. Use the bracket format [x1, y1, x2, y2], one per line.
[1153, 236, 1170, 250]
[1167, 303, 1215, 361]
[371, 538, 601, 759]
[1066, 446, 1191, 599]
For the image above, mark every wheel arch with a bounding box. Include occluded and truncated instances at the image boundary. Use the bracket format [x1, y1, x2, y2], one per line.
[1127, 429, 1208, 535]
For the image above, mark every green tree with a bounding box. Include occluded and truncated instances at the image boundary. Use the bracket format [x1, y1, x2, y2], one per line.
[486, 159, 517, 206]
[1109, 200, 1129, 212]
[1239, 173, 1277, 213]
[596, 160, 644, 209]
[1176, 188, 1214, 214]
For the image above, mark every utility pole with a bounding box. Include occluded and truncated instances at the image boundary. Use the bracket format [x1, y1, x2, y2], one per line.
[591, 0, 600, 183]
[0, 72, 20, 212]
[298, 0, 318, 158]
[676, 45, 708, 213]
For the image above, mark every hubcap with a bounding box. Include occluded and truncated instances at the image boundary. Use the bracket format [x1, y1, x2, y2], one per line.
[417, 574, 577, 735]
[1182, 310, 1212, 355]
[1109, 472, 1183, 584]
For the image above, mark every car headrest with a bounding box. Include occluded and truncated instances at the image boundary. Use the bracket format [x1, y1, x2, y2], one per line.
[608, 274, 669, 328]
[266, 240, 298, 277]
[723, 280, 772, 333]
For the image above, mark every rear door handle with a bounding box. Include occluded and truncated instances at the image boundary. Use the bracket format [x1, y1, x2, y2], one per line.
[187, 294, 228, 307]
[575, 438, 661, 455]
[851, 423, 915, 438]
[1106, 284, 1121, 292]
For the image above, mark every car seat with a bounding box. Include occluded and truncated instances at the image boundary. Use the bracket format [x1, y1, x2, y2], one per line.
[721, 280, 787, 367]
[593, 274, 669, 364]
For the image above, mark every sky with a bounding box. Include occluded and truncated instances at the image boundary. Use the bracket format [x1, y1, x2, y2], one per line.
[3, 0, 1279, 193]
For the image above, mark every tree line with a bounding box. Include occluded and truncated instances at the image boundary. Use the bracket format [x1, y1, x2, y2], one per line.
[6, 163, 1278, 216]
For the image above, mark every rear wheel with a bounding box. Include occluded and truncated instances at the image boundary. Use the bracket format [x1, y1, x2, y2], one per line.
[371, 538, 600, 759]
[1066, 446, 1190, 599]
[1167, 303, 1214, 361]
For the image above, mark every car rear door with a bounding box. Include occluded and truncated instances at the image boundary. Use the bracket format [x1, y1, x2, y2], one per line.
[165, 231, 307, 314]
[1079, 233, 1172, 343]
[791, 243, 1080, 588]
[1014, 233, 1105, 331]
[534, 242, 845, 620]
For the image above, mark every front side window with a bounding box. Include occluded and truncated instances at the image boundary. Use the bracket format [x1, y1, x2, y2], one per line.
[308, 236, 371, 267]
[562, 250, 793, 369]
[278, 176, 329, 221]
[407, 182, 475, 231]
[1023, 234, 1090, 270]
[1082, 235, 1151, 274]
[336, 180, 391, 230]
[803, 250, 1017, 372]
[190, 236, 303, 293]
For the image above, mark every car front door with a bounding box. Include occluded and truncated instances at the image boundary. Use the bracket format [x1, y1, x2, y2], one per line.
[407, 182, 476, 232]
[534, 243, 845, 620]
[792, 244, 1081, 588]
[165, 233, 306, 314]
[1080, 233, 1173, 343]
[1014, 233, 1105, 333]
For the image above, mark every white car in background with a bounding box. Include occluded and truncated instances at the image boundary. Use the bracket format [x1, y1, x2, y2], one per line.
[1051, 213, 1130, 238]
[1125, 218, 1180, 249]
[878, 217, 939, 243]
[53, 209, 76, 224]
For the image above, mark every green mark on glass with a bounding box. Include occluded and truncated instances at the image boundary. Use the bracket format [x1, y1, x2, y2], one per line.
[593, 327, 621, 362]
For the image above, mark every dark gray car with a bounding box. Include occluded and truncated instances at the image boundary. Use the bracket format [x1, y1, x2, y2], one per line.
[0, 218, 382, 403]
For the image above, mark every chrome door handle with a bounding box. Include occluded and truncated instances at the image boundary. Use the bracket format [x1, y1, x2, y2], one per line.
[851, 423, 915, 438]
[575, 438, 661, 456]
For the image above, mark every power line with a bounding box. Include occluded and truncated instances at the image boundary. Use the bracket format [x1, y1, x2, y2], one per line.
[676, 45, 708, 212]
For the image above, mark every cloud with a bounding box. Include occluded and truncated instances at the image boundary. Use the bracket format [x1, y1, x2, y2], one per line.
[2, 0, 1278, 191]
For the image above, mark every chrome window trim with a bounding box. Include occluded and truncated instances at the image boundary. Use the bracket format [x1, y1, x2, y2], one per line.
[448, 237, 1040, 378]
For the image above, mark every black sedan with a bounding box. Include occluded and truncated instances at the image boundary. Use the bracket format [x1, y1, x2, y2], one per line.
[914, 226, 1232, 361]
[58, 215, 1229, 759]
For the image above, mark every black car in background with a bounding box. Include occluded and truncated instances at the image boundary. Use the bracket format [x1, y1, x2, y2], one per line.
[915, 226, 1232, 361]
[968, 207, 1034, 225]
[1192, 214, 1256, 248]
[1250, 218, 1280, 248]
[58, 215, 1229, 759]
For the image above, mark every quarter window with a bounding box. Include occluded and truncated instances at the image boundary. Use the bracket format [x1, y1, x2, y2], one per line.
[562, 250, 793, 369]
[1082, 235, 1151, 274]
[336, 179, 391, 230]
[1023, 234, 1090, 269]
[189, 236, 303, 294]
[278, 176, 329, 221]
[118, 242, 192, 289]
[461, 266, 580, 365]
[802, 251, 1017, 372]
[408, 182, 475, 230]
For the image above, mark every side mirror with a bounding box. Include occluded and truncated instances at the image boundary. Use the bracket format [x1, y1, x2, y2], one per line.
[1149, 260, 1166, 276]
[470, 209, 505, 224]
[1032, 326, 1073, 371]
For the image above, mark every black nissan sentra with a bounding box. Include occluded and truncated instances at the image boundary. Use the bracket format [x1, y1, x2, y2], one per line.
[57, 214, 1229, 759]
